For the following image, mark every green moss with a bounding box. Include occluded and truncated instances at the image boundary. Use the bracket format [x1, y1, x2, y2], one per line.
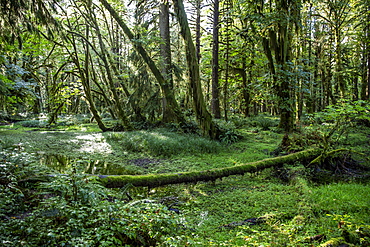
[320, 237, 347, 247]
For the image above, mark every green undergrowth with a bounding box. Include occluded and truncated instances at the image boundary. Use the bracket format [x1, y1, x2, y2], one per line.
[1, 115, 370, 246]
[144, 172, 370, 246]
[0, 123, 282, 174]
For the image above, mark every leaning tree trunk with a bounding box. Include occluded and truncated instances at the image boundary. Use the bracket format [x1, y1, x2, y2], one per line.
[67, 25, 109, 132]
[172, 0, 221, 139]
[98, 149, 321, 188]
[99, 0, 185, 125]
[89, 7, 133, 130]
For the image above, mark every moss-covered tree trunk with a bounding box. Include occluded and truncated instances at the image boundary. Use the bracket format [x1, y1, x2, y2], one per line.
[98, 149, 321, 188]
[99, 0, 185, 125]
[68, 25, 109, 132]
[260, 0, 300, 133]
[159, 1, 176, 123]
[172, 0, 221, 139]
[89, 6, 132, 130]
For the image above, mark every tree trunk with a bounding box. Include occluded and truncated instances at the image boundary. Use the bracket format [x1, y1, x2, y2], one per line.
[260, 0, 300, 132]
[195, 0, 202, 62]
[82, 26, 109, 132]
[99, 0, 185, 125]
[90, 10, 133, 130]
[66, 25, 109, 132]
[211, 0, 221, 119]
[242, 59, 252, 117]
[364, 10, 370, 100]
[98, 149, 321, 188]
[159, 1, 176, 123]
[172, 0, 221, 139]
[222, 0, 233, 122]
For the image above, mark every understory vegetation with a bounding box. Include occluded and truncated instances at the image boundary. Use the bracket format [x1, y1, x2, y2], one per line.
[1, 112, 370, 246]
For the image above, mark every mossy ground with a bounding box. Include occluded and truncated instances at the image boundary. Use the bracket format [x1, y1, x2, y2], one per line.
[1, 117, 369, 246]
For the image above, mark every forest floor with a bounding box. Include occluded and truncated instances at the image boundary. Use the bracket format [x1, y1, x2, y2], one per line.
[1, 116, 370, 246]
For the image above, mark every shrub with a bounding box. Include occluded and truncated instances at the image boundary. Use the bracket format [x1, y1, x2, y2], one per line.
[255, 116, 278, 130]
[229, 115, 250, 128]
[213, 119, 244, 144]
[0, 152, 187, 246]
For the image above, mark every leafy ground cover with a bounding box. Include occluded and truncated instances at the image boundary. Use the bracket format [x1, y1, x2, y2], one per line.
[1, 115, 370, 246]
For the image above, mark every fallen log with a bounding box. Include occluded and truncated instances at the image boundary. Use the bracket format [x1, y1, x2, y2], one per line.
[97, 148, 321, 188]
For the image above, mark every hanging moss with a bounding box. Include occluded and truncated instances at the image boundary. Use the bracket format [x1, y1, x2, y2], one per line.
[98, 149, 321, 188]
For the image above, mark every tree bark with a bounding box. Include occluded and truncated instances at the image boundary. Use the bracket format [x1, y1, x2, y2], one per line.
[172, 0, 221, 139]
[222, 0, 233, 122]
[98, 149, 321, 188]
[260, 0, 297, 133]
[195, 0, 202, 62]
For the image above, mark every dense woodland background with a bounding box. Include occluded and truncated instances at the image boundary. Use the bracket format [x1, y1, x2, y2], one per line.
[1, 0, 369, 135]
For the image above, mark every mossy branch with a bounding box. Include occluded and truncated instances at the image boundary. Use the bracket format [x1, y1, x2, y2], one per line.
[98, 149, 321, 188]
[309, 148, 365, 166]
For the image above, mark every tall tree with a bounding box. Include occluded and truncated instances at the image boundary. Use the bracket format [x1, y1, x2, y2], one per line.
[172, 0, 221, 139]
[361, 0, 370, 100]
[159, 0, 176, 122]
[211, 0, 221, 118]
[260, 0, 302, 132]
[221, 0, 233, 121]
[61, 3, 109, 131]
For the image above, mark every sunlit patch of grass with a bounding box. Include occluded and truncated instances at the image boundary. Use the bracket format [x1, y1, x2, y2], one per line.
[310, 183, 370, 217]
[105, 129, 222, 157]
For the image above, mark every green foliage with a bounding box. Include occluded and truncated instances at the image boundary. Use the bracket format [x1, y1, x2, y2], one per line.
[214, 119, 244, 144]
[1, 123, 369, 246]
[0, 149, 43, 217]
[279, 129, 324, 153]
[308, 100, 370, 147]
[106, 129, 222, 157]
[17, 119, 47, 128]
[0, 137, 14, 151]
[169, 173, 370, 246]
[0, 151, 187, 246]
[254, 116, 278, 131]
[278, 100, 370, 156]
[229, 115, 251, 128]
[0, 55, 37, 114]
[243, 115, 279, 131]
[324, 214, 370, 246]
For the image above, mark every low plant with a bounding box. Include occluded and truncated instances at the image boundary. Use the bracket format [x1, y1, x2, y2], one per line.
[214, 119, 244, 144]
[0, 137, 14, 150]
[17, 119, 47, 128]
[255, 116, 278, 131]
[229, 115, 250, 128]
[106, 129, 222, 157]
[0, 150, 188, 246]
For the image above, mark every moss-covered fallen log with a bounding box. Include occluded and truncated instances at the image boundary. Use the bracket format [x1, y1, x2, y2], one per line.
[98, 149, 321, 188]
